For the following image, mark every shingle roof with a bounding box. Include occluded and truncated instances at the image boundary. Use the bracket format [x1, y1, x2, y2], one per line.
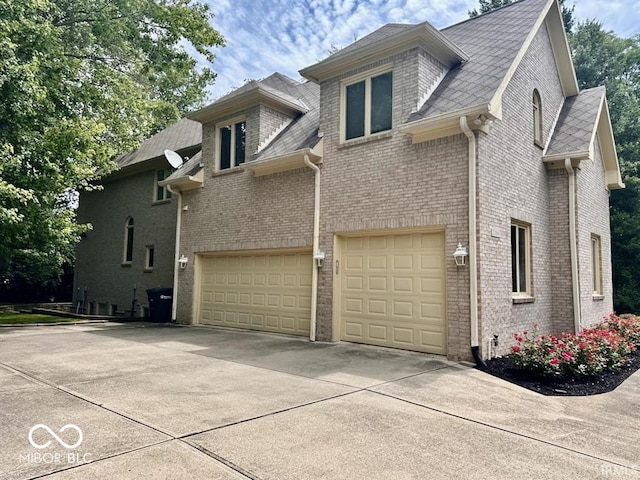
[545, 87, 605, 156]
[254, 79, 320, 160]
[116, 118, 201, 169]
[166, 74, 320, 183]
[409, 0, 548, 121]
[324, 24, 413, 61]
[164, 151, 202, 182]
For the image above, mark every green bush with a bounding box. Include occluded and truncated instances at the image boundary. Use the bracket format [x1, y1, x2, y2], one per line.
[510, 314, 639, 378]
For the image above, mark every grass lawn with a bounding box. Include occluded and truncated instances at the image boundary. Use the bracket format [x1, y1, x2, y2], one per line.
[0, 311, 78, 325]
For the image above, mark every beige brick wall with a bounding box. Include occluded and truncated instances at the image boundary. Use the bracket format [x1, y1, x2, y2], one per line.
[316, 49, 471, 360]
[547, 168, 574, 333]
[74, 161, 177, 316]
[475, 24, 566, 356]
[576, 135, 614, 325]
[176, 106, 314, 323]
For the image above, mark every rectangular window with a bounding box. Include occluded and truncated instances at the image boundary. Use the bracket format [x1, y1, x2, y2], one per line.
[155, 169, 173, 202]
[217, 120, 246, 170]
[511, 221, 531, 296]
[145, 246, 155, 270]
[591, 234, 602, 295]
[343, 70, 393, 141]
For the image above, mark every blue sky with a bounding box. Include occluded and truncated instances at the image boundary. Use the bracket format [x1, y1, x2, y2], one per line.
[198, 0, 639, 101]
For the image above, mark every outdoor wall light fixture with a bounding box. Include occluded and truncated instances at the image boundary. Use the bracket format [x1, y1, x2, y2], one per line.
[178, 255, 189, 269]
[453, 243, 468, 266]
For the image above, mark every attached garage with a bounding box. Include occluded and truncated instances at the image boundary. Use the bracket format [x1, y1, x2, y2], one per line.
[337, 231, 447, 354]
[198, 251, 312, 336]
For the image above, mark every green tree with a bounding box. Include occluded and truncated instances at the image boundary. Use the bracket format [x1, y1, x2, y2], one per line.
[572, 21, 640, 313]
[0, 0, 224, 301]
[469, 0, 575, 33]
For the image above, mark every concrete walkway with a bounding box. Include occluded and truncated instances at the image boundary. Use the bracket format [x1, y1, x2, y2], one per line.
[0, 323, 638, 479]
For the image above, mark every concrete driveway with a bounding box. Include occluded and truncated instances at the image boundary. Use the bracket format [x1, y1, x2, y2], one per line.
[0, 323, 638, 480]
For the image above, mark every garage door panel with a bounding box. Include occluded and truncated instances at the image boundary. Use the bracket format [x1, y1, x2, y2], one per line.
[393, 328, 414, 345]
[368, 325, 388, 341]
[340, 232, 446, 354]
[199, 252, 311, 337]
[367, 299, 386, 315]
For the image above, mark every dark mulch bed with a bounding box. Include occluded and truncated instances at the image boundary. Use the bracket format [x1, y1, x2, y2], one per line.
[481, 350, 640, 396]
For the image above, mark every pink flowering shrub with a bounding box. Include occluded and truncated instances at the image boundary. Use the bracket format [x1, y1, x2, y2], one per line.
[510, 314, 639, 378]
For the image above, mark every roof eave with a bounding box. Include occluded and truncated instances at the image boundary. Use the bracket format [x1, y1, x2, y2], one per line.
[188, 88, 308, 123]
[400, 103, 498, 143]
[300, 22, 468, 83]
[158, 168, 204, 191]
[596, 95, 625, 190]
[244, 140, 323, 177]
[488, 0, 579, 115]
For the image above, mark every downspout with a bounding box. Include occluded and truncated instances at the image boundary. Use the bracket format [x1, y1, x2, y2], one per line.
[460, 117, 485, 368]
[167, 185, 182, 322]
[304, 155, 320, 342]
[565, 159, 581, 332]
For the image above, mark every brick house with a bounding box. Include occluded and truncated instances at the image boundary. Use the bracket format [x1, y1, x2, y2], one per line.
[76, 0, 623, 361]
[74, 118, 201, 317]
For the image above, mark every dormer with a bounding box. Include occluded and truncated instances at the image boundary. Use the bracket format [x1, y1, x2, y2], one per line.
[300, 22, 468, 145]
[188, 74, 312, 173]
[184, 73, 322, 177]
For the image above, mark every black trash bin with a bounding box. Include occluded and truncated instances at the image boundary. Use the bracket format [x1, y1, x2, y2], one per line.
[146, 287, 173, 323]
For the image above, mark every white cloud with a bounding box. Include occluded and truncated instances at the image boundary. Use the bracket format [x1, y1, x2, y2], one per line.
[201, 0, 635, 102]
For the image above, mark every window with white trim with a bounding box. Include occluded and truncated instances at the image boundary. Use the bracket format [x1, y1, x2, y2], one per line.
[123, 217, 134, 264]
[533, 89, 542, 146]
[145, 245, 155, 270]
[511, 221, 531, 296]
[342, 70, 393, 141]
[591, 234, 602, 295]
[155, 169, 173, 202]
[217, 119, 246, 170]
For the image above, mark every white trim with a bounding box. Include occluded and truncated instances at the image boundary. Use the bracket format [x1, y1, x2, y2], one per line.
[144, 245, 155, 270]
[591, 234, 602, 296]
[565, 159, 582, 332]
[511, 221, 532, 298]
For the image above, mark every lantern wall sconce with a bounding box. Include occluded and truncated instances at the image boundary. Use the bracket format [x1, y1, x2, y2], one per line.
[453, 243, 468, 266]
[178, 255, 189, 269]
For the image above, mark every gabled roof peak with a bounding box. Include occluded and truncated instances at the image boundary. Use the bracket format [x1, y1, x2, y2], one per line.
[188, 73, 309, 123]
[300, 20, 468, 83]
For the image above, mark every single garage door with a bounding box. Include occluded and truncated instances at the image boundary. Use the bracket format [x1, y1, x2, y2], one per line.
[199, 252, 312, 336]
[340, 232, 446, 354]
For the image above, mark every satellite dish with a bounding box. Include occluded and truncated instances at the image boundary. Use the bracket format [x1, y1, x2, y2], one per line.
[164, 149, 183, 169]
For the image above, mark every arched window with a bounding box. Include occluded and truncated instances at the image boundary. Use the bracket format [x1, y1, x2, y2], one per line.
[533, 89, 542, 146]
[124, 217, 134, 263]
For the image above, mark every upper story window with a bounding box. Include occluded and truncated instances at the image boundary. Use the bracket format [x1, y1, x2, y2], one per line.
[217, 119, 246, 170]
[533, 89, 542, 147]
[123, 217, 134, 264]
[342, 69, 393, 142]
[155, 168, 173, 202]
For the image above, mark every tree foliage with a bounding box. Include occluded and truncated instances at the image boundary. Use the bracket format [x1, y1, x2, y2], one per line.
[571, 21, 640, 313]
[0, 0, 224, 301]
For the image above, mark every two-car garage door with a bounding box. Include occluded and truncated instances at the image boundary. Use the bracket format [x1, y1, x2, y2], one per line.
[199, 252, 312, 336]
